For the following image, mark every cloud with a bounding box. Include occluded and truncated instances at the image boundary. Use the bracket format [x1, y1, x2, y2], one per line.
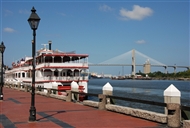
[4, 27, 16, 33]
[99, 4, 113, 12]
[119, 5, 153, 20]
[136, 40, 146, 44]
[4, 9, 13, 16]
[58, 12, 66, 16]
[19, 9, 30, 14]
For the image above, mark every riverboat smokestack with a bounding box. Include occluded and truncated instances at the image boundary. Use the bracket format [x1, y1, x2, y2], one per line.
[48, 40, 52, 50]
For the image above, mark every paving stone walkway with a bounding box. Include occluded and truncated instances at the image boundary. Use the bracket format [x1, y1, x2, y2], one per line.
[0, 87, 167, 128]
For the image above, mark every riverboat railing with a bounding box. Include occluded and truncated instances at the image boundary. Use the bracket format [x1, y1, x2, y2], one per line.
[19, 76, 89, 82]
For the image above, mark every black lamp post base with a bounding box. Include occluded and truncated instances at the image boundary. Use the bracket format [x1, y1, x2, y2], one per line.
[0, 86, 3, 101]
[0, 90, 3, 101]
[29, 106, 36, 121]
[0, 96, 3, 101]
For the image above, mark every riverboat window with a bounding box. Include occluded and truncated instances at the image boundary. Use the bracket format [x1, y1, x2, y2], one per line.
[54, 70, 58, 77]
[22, 73, 25, 78]
[54, 57, 61, 63]
[67, 70, 72, 76]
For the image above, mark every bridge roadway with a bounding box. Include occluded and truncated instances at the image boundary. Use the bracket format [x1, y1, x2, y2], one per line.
[0, 87, 166, 128]
[89, 63, 190, 69]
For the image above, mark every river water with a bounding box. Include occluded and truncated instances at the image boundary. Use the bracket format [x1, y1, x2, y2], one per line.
[87, 79, 190, 113]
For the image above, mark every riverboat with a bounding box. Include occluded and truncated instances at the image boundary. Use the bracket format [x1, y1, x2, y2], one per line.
[5, 42, 89, 93]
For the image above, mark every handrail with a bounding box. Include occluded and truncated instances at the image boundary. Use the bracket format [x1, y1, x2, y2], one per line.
[36, 86, 190, 111]
[107, 95, 167, 107]
[181, 105, 190, 111]
[71, 91, 98, 97]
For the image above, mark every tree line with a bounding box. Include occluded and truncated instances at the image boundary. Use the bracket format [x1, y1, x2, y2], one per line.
[136, 70, 190, 78]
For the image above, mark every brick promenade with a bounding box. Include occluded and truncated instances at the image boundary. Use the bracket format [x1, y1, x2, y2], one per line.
[0, 87, 166, 128]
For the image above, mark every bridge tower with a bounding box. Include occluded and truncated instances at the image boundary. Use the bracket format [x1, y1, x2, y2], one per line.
[143, 59, 151, 74]
[132, 49, 136, 76]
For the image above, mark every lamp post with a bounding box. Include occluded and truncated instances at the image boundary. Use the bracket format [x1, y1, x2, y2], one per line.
[0, 42, 5, 101]
[28, 7, 40, 122]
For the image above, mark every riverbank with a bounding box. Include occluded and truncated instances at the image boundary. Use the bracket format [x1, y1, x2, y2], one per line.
[151, 77, 190, 81]
[111, 76, 190, 81]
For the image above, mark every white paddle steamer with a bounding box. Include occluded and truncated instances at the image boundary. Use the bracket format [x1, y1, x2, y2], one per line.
[5, 41, 89, 93]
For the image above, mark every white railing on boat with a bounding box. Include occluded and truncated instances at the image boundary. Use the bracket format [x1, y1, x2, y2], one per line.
[22, 76, 88, 82]
[36, 63, 88, 69]
[6, 62, 88, 72]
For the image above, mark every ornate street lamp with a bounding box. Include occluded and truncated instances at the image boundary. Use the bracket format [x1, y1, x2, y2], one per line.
[0, 42, 5, 101]
[28, 6, 40, 122]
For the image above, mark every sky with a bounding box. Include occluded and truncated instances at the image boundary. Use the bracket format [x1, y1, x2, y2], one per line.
[0, 0, 189, 75]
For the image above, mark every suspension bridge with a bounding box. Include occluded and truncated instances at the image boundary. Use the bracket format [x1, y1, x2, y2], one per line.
[89, 49, 190, 75]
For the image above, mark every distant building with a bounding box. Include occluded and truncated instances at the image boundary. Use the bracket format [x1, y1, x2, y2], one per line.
[143, 59, 151, 74]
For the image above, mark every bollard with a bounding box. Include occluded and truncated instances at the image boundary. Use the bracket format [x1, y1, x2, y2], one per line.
[98, 94, 106, 110]
[66, 90, 72, 102]
[167, 103, 181, 128]
[102, 82, 113, 104]
[46, 88, 51, 97]
[51, 82, 61, 95]
[71, 81, 79, 101]
[52, 86, 57, 94]
[164, 84, 181, 115]
[25, 85, 29, 92]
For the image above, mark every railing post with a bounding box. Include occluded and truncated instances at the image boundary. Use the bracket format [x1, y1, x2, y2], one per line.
[47, 88, 51, 97]
[25, 84, 29, 92]
[102, 82, 113, 104]
[71, 81, 79, 101]
[66, 90, 72, 102]
[164, 84, 181, 115]
[164, 84, 181, 127]
[52, 84, 58, 95]
[167, 103, 181, 128]
[98, 94, 106, 110]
